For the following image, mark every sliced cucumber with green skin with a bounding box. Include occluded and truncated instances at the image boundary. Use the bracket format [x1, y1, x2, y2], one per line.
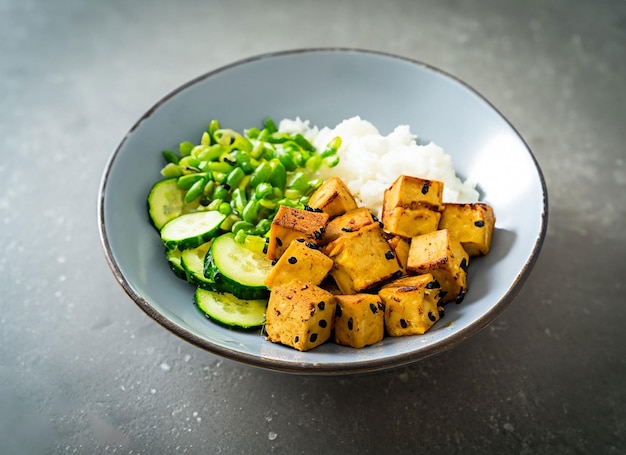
[204, 233, 274, 300]
[147, 178, 200, 230]
[165, 248, 187, 280]
[194, 288, 267, 329]
[160, 210, 225, 250]
[180, 242, 214, 289]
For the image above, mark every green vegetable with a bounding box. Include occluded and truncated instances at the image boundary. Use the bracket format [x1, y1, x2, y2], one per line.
[203, 233, 274, 300]
[149, 117, 341, 245]
[194, 288, 267, 329]
[160, 210, 226, 250]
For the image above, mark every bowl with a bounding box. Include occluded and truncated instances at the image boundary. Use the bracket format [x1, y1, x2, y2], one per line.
[98, 48, 547, 374]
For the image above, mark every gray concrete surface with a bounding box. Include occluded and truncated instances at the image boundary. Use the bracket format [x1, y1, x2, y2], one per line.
[1, 0, 624, 453]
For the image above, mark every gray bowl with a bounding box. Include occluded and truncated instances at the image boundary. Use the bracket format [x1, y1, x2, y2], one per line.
[98, 48, 548, 374]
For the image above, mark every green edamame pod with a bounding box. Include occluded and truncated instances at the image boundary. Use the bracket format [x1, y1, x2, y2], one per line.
[267, 159, 287, 191]
[162, 150, 179, 164]
[160, 163, 183, 178]
[264, 117, 277, 134]
[242, 199, 260, 224]
[177, 173, 207, 190]
[226, 167, 245, 188]
[197, 144, 223, 161]
[178, 141, 195, 157]
[185, 178, 206, 203]
[293, 134, 316, 153]
[250, 161, 271, 187]
[208, 120, 220, 142]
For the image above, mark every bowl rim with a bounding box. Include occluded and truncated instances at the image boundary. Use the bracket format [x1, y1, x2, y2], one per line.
[98, 47, 549, 374]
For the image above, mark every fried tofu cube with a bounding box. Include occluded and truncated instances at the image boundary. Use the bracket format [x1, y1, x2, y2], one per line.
[324, 224, 403, 294]
[382, 175, 444, 212]
[382, 206, 442, 238]
[266, 206, 329, 260]
[378, 273, 441, 336]
[439, 203, 496, 256]
[307, 176, 358, 219]
[384, 233, 410, 273]
[320, 207, 376, 245]
[265, 279, 336, 351]
[264, 240, 333, 288]
[334, 294, 385, 348]
[381, 175, 444, 238]
[406, 229, 469, 304]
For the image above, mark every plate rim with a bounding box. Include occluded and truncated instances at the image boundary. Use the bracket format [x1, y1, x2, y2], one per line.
[97, 47, 549, 375]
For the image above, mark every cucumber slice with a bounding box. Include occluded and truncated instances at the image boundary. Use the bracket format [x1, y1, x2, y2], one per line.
[180, 242, 214, 289]
[204, 233, 274, 300]
[194, 288, 267, 329]
[165, 248, 187, 280]
[160, 210, 225, 250]
[147, 178, 199, 230]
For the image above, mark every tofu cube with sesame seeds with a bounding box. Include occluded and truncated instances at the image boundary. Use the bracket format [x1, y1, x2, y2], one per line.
[383, 233, 411, 274]
[266, 205, 329, 260]
[382, 206, 442, 238]
[334, 294, 385, 348]
[383, 175, 444, 211]
[381, 175, 444, 238]
[438, 202, 496, 256]
[265, 279, 336, 352]
[323, 223, 403, 295]
[307, 176, 358, 219]
[264, 239, 334, 289]
[378, 273, 441, 336]
[406, 229, 469, 304]
[319, 207, 377, 246]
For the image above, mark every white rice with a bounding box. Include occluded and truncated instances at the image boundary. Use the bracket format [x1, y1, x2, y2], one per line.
[278, 116, 479, 217]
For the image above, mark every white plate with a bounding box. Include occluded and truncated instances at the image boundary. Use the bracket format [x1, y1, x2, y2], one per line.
[98, 49, 548, 374]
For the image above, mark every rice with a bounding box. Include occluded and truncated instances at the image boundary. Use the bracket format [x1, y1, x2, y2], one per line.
[278, 116, 479, 217]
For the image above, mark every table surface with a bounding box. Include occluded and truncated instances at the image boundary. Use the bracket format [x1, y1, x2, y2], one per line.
[1, 0, 625, 453]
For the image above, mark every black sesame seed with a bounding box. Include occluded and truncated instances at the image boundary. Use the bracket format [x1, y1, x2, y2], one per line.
[271, 259, 277, 266]
[296, 238, 305, 242]
[393, 270, 403, 278]
[370, 303, 378, 314]
[294, 335, 300, 343]
[303, 205, 313, 211]
[371, 214, 380, 222]
[347, 317, 354, 330]
[474, 220, 485, 227]
[385, 250, 395, 260]
[426, 280, 441, 289]
[421, 182, 430, 194]
[229, 135, 236, 145]
[309, 333, 318, 343]
[341, 226, 353, 232]
[438, 306, 445, 318]
[455, 292, 465, 304]
[314, 230, 323, 240]
[318, 301, 325, 311]
[223, 157, 237, 166]
[378, 302, 385, 311]
[305, 242, 318, 249]
[319, 319, 327, 328]
[221, 183, 231, 191]
[428, 311, 436, 322]
[378, 221, 385, 229]
[288, 256, 297, 264]
[400, 318, 408, 328]
[336, 305, 342, 317]
[460, 258, 469, 273]
[276, 237, 283, 247]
